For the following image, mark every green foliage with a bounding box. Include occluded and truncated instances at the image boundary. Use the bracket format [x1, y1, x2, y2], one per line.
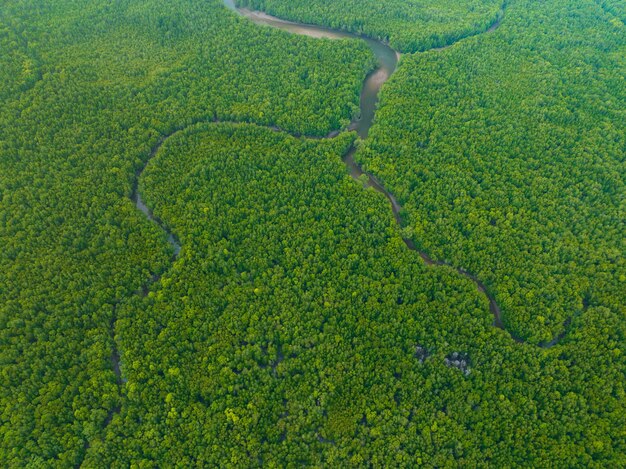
[236, 0, 503, 52]
[0, 20, 40, 101]
[597, 0, 626, 22]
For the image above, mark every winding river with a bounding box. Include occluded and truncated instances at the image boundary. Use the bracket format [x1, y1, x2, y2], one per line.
[224, 1, 520, 337]
[78, 2, 575, 460]
[223, 0, 400, 140]
[131, 0, 574, 359]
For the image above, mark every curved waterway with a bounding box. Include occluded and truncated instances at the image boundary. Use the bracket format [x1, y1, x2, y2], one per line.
[223, 0, 399, 139]
[132, 137, 182, 258]
[131, 0, 573, 353]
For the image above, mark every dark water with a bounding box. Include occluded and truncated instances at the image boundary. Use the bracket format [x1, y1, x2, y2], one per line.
[133, 190, 181, 256]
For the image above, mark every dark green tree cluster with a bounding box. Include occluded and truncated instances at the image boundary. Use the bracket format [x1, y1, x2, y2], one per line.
[356, 0, 626, 344]
[235, 0, 503, 52]
[596, 0, 626, 22]
[0, 15, 41, 101]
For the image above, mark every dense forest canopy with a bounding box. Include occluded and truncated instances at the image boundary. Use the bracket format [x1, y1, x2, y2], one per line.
[598, 0, 626, 21]
[0, 0, 371, 465]
[1, 0, 625, 466]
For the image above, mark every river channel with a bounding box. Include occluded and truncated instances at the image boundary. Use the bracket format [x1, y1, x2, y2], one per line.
[133, 1, 574, 347]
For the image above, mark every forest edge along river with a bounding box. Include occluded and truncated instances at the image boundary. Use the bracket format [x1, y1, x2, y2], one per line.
[130, 0, 577, 369]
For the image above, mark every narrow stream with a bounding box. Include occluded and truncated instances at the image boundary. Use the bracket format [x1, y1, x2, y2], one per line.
[131, 135, 182, 257]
